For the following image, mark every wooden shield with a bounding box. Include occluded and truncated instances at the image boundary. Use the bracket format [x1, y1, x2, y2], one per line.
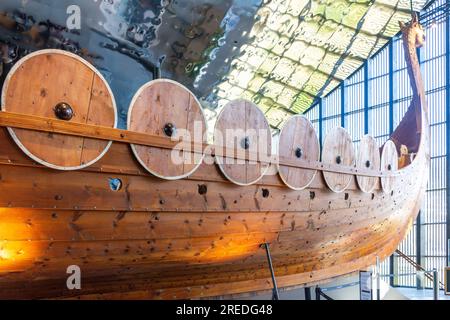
[1, 49, 117, 170]
[356, 135, 380, 193]
[381, 140, 398, 194]
[278, 115, 320, 190]
[128, 79, 206, 180]
[214, 99, 271, 186]
[322, 127, 355, 193]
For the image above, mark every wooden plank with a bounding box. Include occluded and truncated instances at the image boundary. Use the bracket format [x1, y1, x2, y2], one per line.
[322, 127, 355, 193]
[1, 50, 116, 170]
[81, 73, 116, 165]
[215, 100, 247, 184]
[381, 140, 399, 194]
[245, 100, 271, 185]
[0, 112, 396, 178]
[0, 222, 404, 299]
[356, 135, 380, 193]
[0, 161, 389, 211]
[128, 80, 206, 179]
[278, 115, 320, 190]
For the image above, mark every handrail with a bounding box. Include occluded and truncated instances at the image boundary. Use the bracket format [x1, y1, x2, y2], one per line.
[395, 249, 445, 289]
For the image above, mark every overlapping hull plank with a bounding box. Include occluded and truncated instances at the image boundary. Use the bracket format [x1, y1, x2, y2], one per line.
[0, 17, 429, 299]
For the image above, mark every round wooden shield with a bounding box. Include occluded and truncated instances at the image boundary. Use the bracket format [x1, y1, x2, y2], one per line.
[1, 49, 117, 170]
[277, 115, 320, 190]
[381, 139, 398, 194]
[127, 79, 207, 180]
[214, 99, 272, 186]
[322, 127, 355, 193]
[356, 135, 380, 193]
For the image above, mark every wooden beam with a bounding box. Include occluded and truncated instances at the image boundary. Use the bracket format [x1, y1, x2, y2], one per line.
[0, 111, 396, 177]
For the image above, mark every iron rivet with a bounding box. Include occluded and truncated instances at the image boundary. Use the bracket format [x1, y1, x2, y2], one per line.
[54, 102, 74, 121]
[164, 123, 176, 137]
[241, 137, 250, 150]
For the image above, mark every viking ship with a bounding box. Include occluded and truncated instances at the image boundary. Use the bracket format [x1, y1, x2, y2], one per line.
[0, 14, 428, 299]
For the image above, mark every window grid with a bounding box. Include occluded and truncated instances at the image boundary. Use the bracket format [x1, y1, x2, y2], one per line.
[303, 0, 448, 288]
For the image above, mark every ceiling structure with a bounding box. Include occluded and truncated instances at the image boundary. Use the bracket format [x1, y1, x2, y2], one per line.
[0, 0, 428, 134]
[202, 0, 428, 131]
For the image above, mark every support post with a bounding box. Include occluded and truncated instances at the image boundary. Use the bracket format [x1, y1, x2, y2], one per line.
[416, 211, 423, 289]
[341, 81, 345, 128]
[389, 254, 395, 287]
[314, 287, 333, 300]
[387, 39, 396, 286]
[446, 1, 450, 270]
[318, 98, 323, 149]
[363, 61, 369, 135]
[376, 256, 381, 300]
[304, 287, 311, 300]
[388, 40, 394, 135]
[433, 269, 439, 300]
[315, 286, 320, 300]
[261, 243, 279, 300]
[448, 239, 450, 266]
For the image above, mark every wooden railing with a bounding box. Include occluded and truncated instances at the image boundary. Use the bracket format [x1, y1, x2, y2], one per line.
[0, 111, 397, 177]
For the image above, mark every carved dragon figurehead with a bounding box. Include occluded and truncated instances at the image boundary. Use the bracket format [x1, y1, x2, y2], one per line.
[390, 12, 427, 155]
[399, 12, 426, 49]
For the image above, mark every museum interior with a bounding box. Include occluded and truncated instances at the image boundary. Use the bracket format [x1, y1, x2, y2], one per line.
[0, 0, 449, 301]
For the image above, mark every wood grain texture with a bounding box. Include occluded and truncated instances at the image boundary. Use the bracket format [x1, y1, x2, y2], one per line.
[356, 135, 380, 193]
[381, 140, 399, 194]
[0, 111, 392, 178]
[0, 49, 116, 170]
[322, 127, 355, 193]
[0, 18, 431, 299]
[215, 99, 271, 185]
[278, 115, 320, 190]
[128, 79, 206, 180]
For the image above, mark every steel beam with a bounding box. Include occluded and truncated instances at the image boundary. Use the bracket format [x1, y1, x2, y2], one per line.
[319, 98, 323, 149]
[341, 81, 346, 128]
[364, 61, 369, 135]
[446, 0, 450, 268]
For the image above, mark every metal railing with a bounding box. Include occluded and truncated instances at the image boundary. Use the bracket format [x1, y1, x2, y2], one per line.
[378, 270, 440, 300]
[394, 249, 445, 290]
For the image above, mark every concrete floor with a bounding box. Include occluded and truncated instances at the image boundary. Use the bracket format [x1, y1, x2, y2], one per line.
[396, 288, 450, 300]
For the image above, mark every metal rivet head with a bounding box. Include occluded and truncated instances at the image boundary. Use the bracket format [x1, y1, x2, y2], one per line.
[295, 147, 303, 159]
[336, 156, 342, 164]
[387, 164, 392, 171]
[241, 137, 250, 150]
[54, 102, 73, 121]
[163, 123, 176, 137]
[365, 160, 371, 168]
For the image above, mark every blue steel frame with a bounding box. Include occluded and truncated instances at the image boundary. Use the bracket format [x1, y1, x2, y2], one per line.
[303, 0, 449, 288]
[446, 0, 450, 267]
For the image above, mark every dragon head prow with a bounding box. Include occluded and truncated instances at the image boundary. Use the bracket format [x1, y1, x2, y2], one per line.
[399, 12, 425, 48]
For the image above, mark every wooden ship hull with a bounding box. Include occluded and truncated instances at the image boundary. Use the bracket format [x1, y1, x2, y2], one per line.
[0, 16, 429, 299]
